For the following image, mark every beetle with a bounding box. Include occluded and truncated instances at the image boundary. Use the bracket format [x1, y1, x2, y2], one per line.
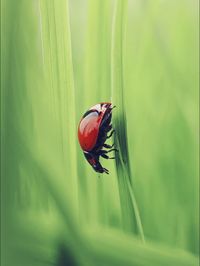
[78, 102, 117, 174]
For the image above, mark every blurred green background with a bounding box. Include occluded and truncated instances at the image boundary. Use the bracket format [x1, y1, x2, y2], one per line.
[1, 0, 199, 265]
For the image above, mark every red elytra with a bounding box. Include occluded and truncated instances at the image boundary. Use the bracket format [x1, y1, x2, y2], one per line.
[77, 102, 116, 174]
[78, 102, 111, 151]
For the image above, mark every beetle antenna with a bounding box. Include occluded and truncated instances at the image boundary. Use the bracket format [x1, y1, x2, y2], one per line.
[103, 168, 109, 174]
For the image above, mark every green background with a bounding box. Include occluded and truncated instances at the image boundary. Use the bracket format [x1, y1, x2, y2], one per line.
[1, 0, 199, 265]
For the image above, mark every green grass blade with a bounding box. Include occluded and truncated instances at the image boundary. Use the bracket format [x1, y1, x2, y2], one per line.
[38, 0, 79, 216]
[111, 0, 145, 241]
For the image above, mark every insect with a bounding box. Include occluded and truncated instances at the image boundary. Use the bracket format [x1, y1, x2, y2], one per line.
[78, 102, 117, 174]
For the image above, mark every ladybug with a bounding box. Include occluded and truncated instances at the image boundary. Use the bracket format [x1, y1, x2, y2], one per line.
[78, 103, 117, 174]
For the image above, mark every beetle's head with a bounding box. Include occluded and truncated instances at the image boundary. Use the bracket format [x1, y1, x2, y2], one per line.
[92, 162, 109, 174]
[84, 152, 109, 174]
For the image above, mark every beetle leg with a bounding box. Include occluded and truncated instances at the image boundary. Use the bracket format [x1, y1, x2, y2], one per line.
[101, 153, 109, 159]
[103, 143, 114, 149]
[98, 148, 118, 156]
[100, 153, 115, 160]
[104, 148, 118, 153]
[107, 148, 118, 153]
[106, 129, 115, 139]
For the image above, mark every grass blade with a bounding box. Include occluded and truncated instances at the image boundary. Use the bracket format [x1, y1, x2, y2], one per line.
[111, 0, 145, 241]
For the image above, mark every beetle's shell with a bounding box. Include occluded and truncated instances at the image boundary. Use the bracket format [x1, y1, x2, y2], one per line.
[78, 103, 111, 151]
